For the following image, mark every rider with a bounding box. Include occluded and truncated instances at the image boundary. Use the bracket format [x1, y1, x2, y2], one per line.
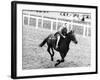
[55, 23, 68, 49]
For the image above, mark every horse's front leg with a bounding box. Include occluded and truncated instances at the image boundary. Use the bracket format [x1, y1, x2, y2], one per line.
[47, 47, 54, 61]
[60, 52, 68, 63]
[60, 48, 69, 62]
[55, 52, 67, 67]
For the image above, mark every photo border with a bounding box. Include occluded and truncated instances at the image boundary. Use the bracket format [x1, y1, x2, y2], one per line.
[11, 1, 98, 79]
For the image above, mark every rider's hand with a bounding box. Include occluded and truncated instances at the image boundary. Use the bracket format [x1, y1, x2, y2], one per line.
[56, 45, 58, 49]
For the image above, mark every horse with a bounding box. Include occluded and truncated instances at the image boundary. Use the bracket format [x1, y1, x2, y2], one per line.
[39, 30, 78, 66]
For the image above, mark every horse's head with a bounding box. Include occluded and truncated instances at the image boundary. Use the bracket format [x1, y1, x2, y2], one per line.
[68, 30, 78, 44]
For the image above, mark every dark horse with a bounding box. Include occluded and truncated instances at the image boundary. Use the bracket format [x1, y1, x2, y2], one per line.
[39, 30, 78, 66]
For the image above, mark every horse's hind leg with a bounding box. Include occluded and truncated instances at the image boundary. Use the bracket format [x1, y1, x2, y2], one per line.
[47, 46, 53, 61]
[51, 48, 55, 61]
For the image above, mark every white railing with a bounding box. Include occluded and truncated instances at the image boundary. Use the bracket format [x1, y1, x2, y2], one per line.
[23, 14, 91, 37]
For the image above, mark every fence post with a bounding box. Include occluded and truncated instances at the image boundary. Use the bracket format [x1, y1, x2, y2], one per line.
[51, 21, 53, 32]
[56, 18, 59, 31]
[41, 16, 43, 28]
[36, 17, 38, 29]
[83, 26, 86, 37]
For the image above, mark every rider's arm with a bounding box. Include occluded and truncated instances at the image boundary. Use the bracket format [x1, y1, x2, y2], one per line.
[60, 33, 66, 38]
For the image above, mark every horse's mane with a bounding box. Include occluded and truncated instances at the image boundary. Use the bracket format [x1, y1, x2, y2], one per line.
[66, 30, 73, 36]
[68, 30, 73, 34]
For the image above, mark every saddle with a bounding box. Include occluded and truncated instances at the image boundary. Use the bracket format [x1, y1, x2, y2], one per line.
[48, 34, 56, 41]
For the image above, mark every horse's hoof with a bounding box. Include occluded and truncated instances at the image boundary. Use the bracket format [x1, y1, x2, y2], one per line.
[55, 61, 60, 67]
[61, 60, 64, 62]
[55, 63, 58, 67]
[57, 59, 60, 63]
[55, 62, 60, 67]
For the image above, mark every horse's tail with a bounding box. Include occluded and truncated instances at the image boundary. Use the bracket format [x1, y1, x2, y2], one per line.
[39, 35, 50, 47]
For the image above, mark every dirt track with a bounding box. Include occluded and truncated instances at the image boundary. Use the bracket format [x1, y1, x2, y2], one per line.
[22, 26, 91, 70]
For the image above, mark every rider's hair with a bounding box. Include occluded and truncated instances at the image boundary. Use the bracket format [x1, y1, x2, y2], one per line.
[62, 27, 67, 36]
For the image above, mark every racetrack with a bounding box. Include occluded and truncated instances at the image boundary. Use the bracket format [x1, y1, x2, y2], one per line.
[22, 26, 91, 70]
